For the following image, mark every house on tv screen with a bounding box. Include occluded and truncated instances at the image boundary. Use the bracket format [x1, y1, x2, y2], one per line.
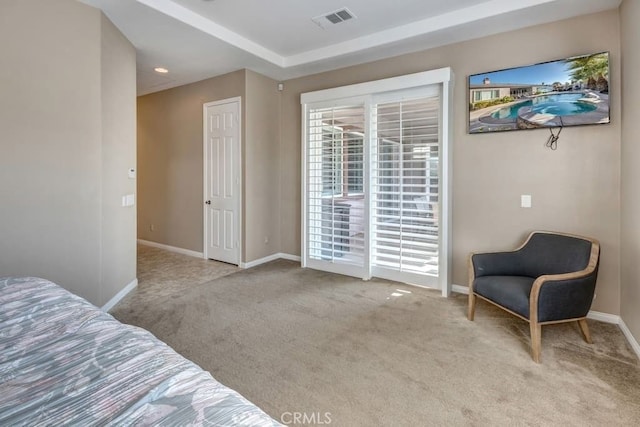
[470, 77, 554, 105]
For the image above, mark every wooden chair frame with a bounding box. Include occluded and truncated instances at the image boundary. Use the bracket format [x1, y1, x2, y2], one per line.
[467, 231, 600, 363]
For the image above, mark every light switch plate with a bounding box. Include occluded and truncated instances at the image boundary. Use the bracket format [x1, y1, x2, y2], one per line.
[122, 194, 135, 207]
[521, 194, 532, 208]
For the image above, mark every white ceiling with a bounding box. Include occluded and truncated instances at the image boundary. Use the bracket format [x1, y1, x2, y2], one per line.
[80, 0, 622, 95]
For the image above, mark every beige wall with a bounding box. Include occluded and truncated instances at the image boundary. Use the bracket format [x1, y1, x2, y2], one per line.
[137, 70, 246, 253]
[0, 0, 136, 306]
[620, 0, 640, 341]
[100, 14, 138, 305]
[137, 69, 282, 263]
[280, 10, 621, 314]
[134, 9, 624, 316]
[244, 70, 281, 261]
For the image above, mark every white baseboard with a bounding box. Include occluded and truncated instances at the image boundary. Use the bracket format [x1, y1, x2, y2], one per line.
[586, 310, 620, 324]
[101, 278, 138, 313]
[452, 284, 469, 294]
[586, 313, 640, 360]
[619, 319, 640, 360]
[453, 284, 638, 360]
[137, 239, 204, 259]
[278, 253, 302, 262]
[241, 253, 301, 269]
[241, 253, 282, 269]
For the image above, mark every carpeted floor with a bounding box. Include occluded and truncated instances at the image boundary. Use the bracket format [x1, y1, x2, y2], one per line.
[112, 252, 640, 426]
[121, 244, 240, 306]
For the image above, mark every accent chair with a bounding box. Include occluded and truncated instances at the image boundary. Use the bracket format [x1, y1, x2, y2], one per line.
[467, 231, 600, 363]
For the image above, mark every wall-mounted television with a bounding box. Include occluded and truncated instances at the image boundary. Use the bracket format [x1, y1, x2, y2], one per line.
[468, 52, 610, 134]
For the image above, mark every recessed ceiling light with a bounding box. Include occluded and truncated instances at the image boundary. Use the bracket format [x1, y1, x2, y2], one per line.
[154, 67, 169, 74]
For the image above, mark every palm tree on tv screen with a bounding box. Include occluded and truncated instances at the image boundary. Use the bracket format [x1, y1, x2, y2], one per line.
[565, 53, 609, 91]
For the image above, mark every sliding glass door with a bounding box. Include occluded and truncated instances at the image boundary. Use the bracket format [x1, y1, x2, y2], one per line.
[305, 100, 367, 278]
[302, 69, 452, 293]
[371, 93, 441, 287]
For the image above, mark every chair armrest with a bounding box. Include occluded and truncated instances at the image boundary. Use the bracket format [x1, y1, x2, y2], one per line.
[529, 244, 600, 323]
[468, 232, 542, 289]
[469, 251, 525, 279]
[468, 250, 526, 294]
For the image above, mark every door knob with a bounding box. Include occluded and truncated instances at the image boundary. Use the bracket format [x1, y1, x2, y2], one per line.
[205, 200, 211, 205]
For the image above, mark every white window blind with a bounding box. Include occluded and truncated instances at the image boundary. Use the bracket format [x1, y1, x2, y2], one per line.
[371, 95, 440, 282]
[301, 67, 453, 294]
[307, 104, 366, 269]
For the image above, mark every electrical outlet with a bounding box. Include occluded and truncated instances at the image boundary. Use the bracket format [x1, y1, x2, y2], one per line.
[150, 224, 155, 232]
[264, 236, 269, 244]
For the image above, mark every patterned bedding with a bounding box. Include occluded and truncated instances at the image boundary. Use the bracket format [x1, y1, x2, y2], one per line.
[0, 277, 280, 426]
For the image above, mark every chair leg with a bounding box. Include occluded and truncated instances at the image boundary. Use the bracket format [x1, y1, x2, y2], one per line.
[530, 322, 542, 363]
[577, 319, 592, 344]
[468, 292, 476, 321]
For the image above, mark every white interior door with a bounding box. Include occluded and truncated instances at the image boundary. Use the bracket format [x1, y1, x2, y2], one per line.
[204, 98, 241, 264]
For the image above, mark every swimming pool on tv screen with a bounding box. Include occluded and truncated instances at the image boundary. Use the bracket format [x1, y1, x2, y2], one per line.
[491, 94, 597, 120]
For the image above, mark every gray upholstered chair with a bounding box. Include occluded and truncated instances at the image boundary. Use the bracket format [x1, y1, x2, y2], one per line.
[467, 231, 600, 363]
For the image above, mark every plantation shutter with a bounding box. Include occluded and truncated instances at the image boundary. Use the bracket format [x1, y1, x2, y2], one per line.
[301, 68, 453, 294]
[306, 102, 366, 276]
[371, 92, 441, 286]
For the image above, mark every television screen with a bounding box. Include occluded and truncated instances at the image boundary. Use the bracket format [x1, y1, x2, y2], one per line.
[468, 52, 610, 134]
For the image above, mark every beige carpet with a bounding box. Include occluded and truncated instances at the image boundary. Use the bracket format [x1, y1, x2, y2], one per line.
[112, 258, 640, 426]
[115, 244, 240, 309]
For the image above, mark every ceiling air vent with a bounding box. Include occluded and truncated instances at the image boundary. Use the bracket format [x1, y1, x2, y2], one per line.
[312, 7, 357, 29]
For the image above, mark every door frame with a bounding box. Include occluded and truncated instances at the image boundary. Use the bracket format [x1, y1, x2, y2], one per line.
[202, 97, 242, 264]
[301, 68, 453, 296]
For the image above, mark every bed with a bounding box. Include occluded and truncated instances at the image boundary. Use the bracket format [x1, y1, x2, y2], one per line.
[0, 276, 280, 426]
